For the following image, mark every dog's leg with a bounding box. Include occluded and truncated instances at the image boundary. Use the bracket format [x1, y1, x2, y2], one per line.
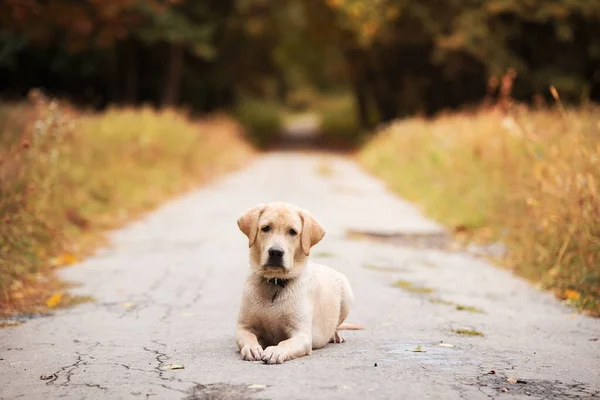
[235, 325, 263, 361]
[338, 276, 354, 325]
[329, 330, 345, 343]
[262, 331, 311, 364]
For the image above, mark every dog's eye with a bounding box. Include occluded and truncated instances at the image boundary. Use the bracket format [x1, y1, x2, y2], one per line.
[261, 225, 270, 233]
[289, 229, 297, 236]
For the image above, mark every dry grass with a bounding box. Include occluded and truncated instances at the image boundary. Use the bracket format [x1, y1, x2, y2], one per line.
[0, 91, 253, 315]
[360, 104, 600, 315]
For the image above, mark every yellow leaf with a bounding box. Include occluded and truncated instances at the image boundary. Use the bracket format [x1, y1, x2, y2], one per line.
[50, 253, 78, 267]
[46, 292, 63, 308]
[565, 289, 580, 301]
[122, 302, 134, 308]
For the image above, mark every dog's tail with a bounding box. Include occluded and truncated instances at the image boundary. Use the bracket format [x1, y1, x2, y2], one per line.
[337, 322, 365, 331]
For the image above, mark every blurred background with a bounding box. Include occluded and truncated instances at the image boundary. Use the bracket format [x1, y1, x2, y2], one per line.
[1, 0, 600, 145]
[0, 1, 598, 317]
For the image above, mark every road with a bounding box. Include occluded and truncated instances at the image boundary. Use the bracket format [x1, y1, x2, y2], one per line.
[1, 152, 599, 399]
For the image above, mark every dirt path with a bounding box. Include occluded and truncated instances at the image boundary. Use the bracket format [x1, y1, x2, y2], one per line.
[1, 152, 599, 399]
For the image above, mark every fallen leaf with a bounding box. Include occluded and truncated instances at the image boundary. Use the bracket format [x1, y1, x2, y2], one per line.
[247, 384, 267, 389]
[50, 253, 78, 267]
[565, 289, 580, 301]
[438, 343, 455, 348]
[160, 364, 184, 371]
[488, 370, 496, 375]
[46, 292, 63, 308]
[507, 377, 518, 384]
[40, 374, 55, 380]
[589, 338, 598, 342]
[122, 302, 134, 308]
[411, 345, 426, 352]
[502, 387, 509, 392]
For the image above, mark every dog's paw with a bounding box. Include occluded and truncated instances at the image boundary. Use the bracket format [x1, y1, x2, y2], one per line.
[261, 346, 286, 364]
[240, 344, 263, 361]
[329, 331, 345, 344]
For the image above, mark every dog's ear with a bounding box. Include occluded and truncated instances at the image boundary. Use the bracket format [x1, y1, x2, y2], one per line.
[237, 204, 266, 248]
[299, 209, 326, 256]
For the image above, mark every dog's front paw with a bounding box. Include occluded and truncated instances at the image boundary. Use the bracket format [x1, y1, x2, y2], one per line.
[261, 346, 286, 364]
[240, 344, 263, 361]
[329, 330, 345, 344]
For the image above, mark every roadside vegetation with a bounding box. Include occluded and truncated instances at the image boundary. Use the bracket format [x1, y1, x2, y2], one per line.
[360, 88, 600, 316]
[0, 91, 253, 315]
[234, 98, 283, 149]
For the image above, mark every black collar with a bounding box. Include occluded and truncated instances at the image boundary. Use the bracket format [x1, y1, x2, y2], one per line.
[266, 277, 288, 288]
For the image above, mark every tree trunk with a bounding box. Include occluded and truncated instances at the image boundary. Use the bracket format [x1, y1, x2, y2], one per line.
[353, 77, 369, 129]
[161, 43, 184, 108]
[123, 39, 138, 105]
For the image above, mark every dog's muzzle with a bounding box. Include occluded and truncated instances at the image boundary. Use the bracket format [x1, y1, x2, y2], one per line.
[265, 246, 285, 269]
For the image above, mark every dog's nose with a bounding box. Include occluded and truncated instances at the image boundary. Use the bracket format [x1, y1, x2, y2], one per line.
[268, 247, 284, 258]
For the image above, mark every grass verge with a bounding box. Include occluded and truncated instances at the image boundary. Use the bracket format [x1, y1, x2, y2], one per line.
[316, 94, 365, 148]
[234, 97, 283, 149]
[0, 91, 253, 316]
[360, 105, 600, 316]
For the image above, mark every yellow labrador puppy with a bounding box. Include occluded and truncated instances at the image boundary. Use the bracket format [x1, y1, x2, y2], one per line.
[234, 202, 362, 364]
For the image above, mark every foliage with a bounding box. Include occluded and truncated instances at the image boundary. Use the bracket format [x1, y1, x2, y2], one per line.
[234, 98, 283, 149]
[2, 0, 599, 125]
[321, 0, 600, 121]
[317, 93, 364, 148]
[0, 92, 252, 312]
[360, 101, 600, 315]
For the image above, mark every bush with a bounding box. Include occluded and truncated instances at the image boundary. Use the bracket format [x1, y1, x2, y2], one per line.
[317, 94, 364, 148]
[234, 98, 283, 149]
[360, 106, 600, 315]
[0, 91, 252, 312]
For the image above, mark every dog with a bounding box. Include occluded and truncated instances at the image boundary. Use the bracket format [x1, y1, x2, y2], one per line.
[234, 202, 362, 364]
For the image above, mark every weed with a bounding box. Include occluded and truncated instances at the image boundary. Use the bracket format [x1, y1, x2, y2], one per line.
[392, 280, 434, 294]
[452, 328, 484, 336]
[361, 104, 600, 315]
[0, 92, 252, 314]
[363, 264, 402, 273]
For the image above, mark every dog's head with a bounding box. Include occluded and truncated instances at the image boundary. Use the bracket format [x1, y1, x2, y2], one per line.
[237, 202, 325, 278]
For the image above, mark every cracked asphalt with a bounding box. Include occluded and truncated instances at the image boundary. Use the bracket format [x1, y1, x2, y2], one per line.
[1, 152, 599, 400]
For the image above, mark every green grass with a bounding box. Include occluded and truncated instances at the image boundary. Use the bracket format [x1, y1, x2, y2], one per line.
[430, 298, 485, 313]
[455, 304, 485, 313]
[314, 251, 336, 258]
[452, 328, 484, 337]
[392, 280, 434, 294]
[316, 94, 365, 148]
[234, 97, 283, 149]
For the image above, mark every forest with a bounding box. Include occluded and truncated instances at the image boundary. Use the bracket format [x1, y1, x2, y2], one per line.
[1, 0, 599, 124]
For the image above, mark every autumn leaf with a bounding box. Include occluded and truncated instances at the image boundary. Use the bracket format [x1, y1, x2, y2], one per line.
[565, 289, 580, 301]
[46, 292, 63, 308]
[50, 253, 78, 267]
